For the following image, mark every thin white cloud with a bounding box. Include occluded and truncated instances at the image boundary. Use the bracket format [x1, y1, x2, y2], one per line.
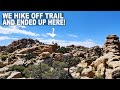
[41, 34, 48, 38]
[0, 36, 18, 41]
[36, 38, 100, 47]
[67, 34, 78, 38]
[0, 26, 40, 36]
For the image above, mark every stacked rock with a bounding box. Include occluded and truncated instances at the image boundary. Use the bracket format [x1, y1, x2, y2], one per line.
[103, 35, 120, 55]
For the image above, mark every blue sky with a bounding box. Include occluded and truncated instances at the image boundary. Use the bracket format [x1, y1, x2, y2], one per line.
[0, 11, 120, 47]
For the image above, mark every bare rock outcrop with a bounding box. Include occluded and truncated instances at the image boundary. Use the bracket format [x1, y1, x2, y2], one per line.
[92, 35, 120, 79]
[7, 71, 22, 79]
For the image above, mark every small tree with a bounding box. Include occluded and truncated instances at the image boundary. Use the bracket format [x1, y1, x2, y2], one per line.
[77, 67, 84, 75]
[23, 63, 51, 79]
[57, 47, 70, 54]
[52, 61, 67, 69]
[42, 68, 73, 79]
[1, 55, 8, 61]
[66, 57, 80, 67]
[24, 53, 36, 60]
[9, 65, 26, 72]
[93, 75, 104, 79]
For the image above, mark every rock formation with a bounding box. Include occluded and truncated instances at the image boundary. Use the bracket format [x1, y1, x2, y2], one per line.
[0, 38, 44, 53]
[0, 35, 120, 79]
[92, 35, 120, 79]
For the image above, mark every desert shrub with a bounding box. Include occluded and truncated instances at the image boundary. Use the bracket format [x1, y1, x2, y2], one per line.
[77, 67, 84, 74]
[9, 65, 26, 72]
[48, 68, 69, 79]
[25, 53, 36, 60]
[8, 54, 16, 61]
[0, 55, 8, 61]
[52, 61, 68, 69]
[94, 48, 102, 57]
[23, 63, 73, 79]
[42, 68, 73, 79]
[66, 57, 80, 67]
[57, 47, 70, 54]
[23, 63, 51, 79]
[93, 75, 104, 79]
[6, 47, 17, 53]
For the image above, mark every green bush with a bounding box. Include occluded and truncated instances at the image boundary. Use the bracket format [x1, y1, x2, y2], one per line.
[77, 67, 84, 74]
[1, 55, 8, 61]
[57, 47, 70, 54]
[23, 63, 51, 78]
[49, 68, 69, 79]
[93, 75, 104, 79]
[52, 61, 68, 69]
[9, 65, 26, 72]
[42, 68, 73, 79]
[24, 53, 36, 60]
[66, 57, 80, 67]
[23, 63, 73, 79]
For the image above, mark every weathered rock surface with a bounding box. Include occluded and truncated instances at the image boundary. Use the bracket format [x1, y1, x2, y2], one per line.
[0, 61, 6, 68]
[0, 35, 120, 79]
[40, 52, 50, 59]
[92, 35, 120, 79]
[81, 66, 95, 78]
[7, 71, 22, 79]
[0, 38, 44, 53]
[54, 53, 64, 61]
[0, 71, 12, 79]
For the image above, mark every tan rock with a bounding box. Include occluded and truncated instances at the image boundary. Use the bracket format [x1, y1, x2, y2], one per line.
[34, 60, 43, 65]
[7, 71, 22, 79]
[24, 60, 33, 66]
[13, 60, 25, 66]
[0, 61, 6, 68]
[54, 53, 64, 61]
[81, 66, 95, 78]
[71, 72, 80, 79]
[49, 44, 60, 53]
[105, 69, 112, 79]
[70, 67, 77, 73]
[85, 60, 93, 66]
[95, 63, 105, 77]
[92, 52, 114, 67]
[40, 52, 50, 59]
[73, 51, 85, 57]
[17, 46, 39, 54]
[0, 67, 9, 73]
[0, 71, 12, 79]
[111, 67, 120, 78]
[77, 60, 87, 68]
[63, 53, 73, 58]
[64, 68, 68, 71]
[107, 56, 120, 64]
[80, 76, 93, 79]
[92, 56, 105, 67]
[11, 77, 27, 79]
[112, 67, 120, 73]
[40, 44, 60, 54]
[42, 47, 53, 54]
[97, 63, 104, 71]
[108, 61, 120, 69]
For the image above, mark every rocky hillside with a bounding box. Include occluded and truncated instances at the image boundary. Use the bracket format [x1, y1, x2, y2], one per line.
[0, 35, 120, 79]
[0, 38, 45, 53]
